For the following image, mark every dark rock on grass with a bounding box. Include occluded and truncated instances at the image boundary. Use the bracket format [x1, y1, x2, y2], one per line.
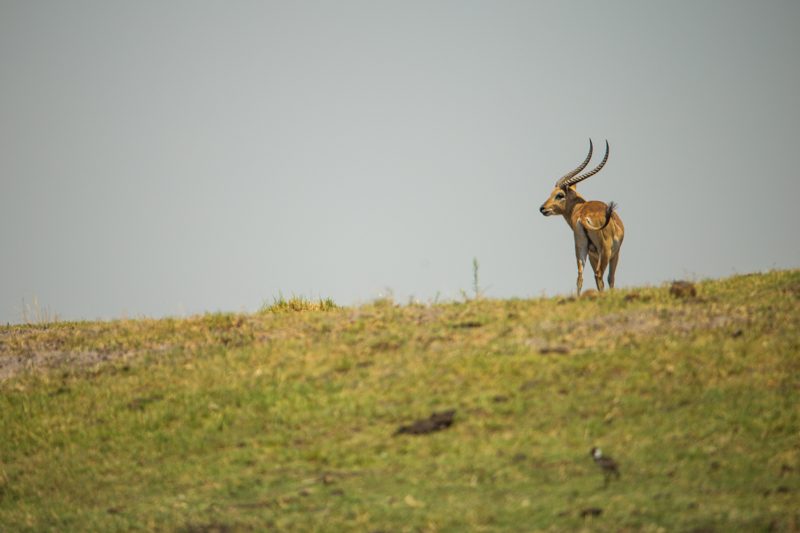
[539, 345, 570, 355]
[452, 321, 483, 329]
[394, 409, 456, 436]
[127, 394, 164, 411]
[670, 280, 697, 299]
[764, 486, 791, 496]
[49, 385, 70, 396]
[181, 522, 235, 533]
[580, 507, 603, 518]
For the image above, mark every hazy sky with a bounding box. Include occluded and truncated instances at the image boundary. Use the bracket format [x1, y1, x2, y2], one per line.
[2, 1, 799, 324]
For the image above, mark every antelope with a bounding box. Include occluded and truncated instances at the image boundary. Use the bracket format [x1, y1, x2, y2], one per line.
[539, 140, 624, 296]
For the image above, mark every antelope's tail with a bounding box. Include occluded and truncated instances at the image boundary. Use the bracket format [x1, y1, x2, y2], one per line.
[600, 201, 616, 230]
[583, 201, 617, 231]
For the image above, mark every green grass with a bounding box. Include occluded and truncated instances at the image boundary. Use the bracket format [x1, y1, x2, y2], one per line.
[1, 270, 799, 531]
[260, 295, 339, 313]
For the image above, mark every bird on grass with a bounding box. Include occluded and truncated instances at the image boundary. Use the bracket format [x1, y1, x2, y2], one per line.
[590, 447, 621, 487]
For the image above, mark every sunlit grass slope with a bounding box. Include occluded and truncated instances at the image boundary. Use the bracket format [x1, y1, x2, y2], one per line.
[1, 270, 799, 531]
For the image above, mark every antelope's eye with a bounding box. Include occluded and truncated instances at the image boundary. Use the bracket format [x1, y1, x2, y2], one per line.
[555, 193, 564, 200]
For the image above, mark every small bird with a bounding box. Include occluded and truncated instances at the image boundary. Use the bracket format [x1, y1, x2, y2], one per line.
[590, 447, 621, 487]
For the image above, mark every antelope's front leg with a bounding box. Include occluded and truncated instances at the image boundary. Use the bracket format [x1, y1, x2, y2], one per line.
[589, 249, 600, 290]
[574, 231, 589, 297]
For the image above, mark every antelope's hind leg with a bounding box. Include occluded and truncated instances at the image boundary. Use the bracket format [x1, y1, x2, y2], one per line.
[593, 236, 614, 292]
[595, 255, 609, 292]
[588, 246, 600, 291]
[608, 249, 620, 288]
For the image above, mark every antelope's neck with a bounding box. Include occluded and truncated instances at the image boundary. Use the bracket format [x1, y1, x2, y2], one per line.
[562, 193, 586, 230]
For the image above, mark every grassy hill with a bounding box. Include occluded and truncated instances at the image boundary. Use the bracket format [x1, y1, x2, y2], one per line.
[1, 270, 799, 531]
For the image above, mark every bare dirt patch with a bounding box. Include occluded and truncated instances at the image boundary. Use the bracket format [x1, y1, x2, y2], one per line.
[0, 349, 146, 382]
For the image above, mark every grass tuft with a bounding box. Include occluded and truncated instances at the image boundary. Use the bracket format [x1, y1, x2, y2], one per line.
[260, 295, 338, 313]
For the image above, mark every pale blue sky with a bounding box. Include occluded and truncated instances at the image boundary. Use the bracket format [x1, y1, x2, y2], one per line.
[2, 1, 799, 323]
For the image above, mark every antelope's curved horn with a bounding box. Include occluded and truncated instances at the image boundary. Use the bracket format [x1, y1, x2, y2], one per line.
[555, 139, 593, 188]
[561, 140, 609, 188]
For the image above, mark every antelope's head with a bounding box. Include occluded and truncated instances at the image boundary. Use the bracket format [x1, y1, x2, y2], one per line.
[539, 139, 609, 216]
